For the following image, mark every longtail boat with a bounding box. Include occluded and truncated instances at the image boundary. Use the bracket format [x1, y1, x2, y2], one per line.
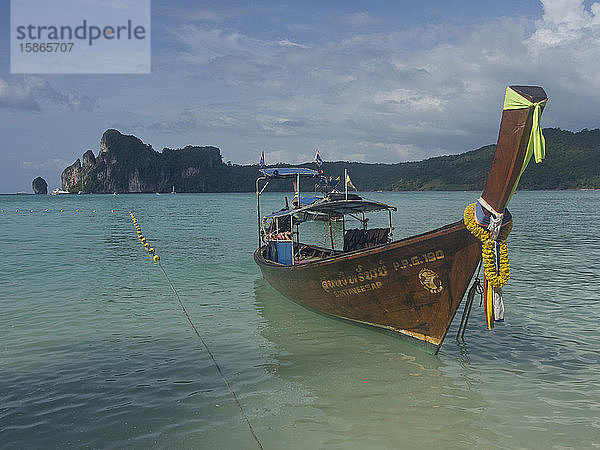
[254, 86, 547, 354]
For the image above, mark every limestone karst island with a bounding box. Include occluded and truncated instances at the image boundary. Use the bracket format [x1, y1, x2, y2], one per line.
[60, 128, 600, 194]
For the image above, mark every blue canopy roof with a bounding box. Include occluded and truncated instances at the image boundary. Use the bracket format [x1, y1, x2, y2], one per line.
[299, 195, 319, 206]
[259, 167, 320, 178]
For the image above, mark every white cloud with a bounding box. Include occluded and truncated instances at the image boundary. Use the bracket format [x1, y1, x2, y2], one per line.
[520, 0, 600, 123]
[0, 78, 41, 111]
[151, 0, 600, 163]
[23, 158, 72, 171]
[276, 39, 311, 49]
[373, 88, 446, 111]
[0, 77, 99, 112]
[529, 0, 600, 48]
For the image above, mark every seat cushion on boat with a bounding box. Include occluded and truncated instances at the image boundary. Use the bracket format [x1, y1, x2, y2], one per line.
[343, 229, 366, 252]
[343, 228, 389, 252]
[365, 228, 389, 247]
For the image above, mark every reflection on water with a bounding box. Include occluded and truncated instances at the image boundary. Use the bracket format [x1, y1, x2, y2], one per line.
[253, 278, 493, 448]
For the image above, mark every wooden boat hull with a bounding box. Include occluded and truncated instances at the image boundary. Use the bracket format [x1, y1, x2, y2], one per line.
[254, 220, 481, 354]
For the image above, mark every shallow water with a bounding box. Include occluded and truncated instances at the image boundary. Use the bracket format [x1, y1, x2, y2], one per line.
[1, 191, 599, 448]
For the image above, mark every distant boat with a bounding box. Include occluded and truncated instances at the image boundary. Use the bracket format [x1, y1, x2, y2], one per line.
[50, 188, 70, 195]
[254, 85, 548, 354]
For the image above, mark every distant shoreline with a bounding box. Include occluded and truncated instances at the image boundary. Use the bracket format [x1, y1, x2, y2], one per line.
[4, 188, 600, 196]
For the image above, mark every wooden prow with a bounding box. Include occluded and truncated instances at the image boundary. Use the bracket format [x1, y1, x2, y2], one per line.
[481, 85, 547, 215]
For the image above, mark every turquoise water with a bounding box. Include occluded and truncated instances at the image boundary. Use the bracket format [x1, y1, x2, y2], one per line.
[1, 191, 599, 449]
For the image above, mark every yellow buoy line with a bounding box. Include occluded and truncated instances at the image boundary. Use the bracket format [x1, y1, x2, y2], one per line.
[127, 211, 262, 450]
[129, 211, 160, 262]
[1, 208, 115, 213]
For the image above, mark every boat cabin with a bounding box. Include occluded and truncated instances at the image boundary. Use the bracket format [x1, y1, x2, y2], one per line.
[256, 168, 397, 265]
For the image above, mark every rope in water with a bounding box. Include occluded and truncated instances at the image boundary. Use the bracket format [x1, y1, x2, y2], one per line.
[129, 212, 263, 450]
[156, 263, 264, 449]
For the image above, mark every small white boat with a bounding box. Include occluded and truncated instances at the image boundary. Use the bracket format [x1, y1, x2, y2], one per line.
[50, 188, 70, 195]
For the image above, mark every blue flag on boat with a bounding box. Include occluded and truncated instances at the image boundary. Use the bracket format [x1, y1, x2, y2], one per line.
[314, 149, 323, 167]
[259, 151, 265, 167]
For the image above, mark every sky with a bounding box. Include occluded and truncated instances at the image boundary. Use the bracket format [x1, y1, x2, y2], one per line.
[1, 0, 600, 193]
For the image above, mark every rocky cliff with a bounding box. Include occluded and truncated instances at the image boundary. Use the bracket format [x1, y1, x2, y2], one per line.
[61, 128, 600, 193]
[62, 129, 225, 193]
[61, 159, 83, 192]
[32, 176, 47, 194]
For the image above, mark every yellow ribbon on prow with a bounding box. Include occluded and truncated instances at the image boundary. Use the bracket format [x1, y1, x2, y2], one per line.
[503, 87, 548, 205]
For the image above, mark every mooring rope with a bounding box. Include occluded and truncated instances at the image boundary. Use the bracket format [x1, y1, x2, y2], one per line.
[456, 260, 483, 340]
[129, 211, 263, 449]
[156, 263, 264, 450]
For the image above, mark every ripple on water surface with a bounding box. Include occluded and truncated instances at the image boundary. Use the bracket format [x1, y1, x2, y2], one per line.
[1, 191, 599, 448]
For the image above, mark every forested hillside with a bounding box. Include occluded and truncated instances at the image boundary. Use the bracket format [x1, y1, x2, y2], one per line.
[62, 128, 600, 193]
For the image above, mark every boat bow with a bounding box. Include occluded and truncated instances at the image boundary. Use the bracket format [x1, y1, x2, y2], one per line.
[254, 85, 548, 353]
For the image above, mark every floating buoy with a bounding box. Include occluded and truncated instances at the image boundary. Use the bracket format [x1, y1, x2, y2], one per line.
[149, 248, 155, 253]
[60, 210, 63, 212]
[92, 210, 96, 213]
[44, 209, 48, 212]
[141, 238, 146, 243]
[76, 209, 79, 212]
[144, 243, 149, 248]
[111, 210, 114, 213]
[153, 255, 160, 262]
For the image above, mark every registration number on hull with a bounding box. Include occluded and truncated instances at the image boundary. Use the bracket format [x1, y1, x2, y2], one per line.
[392, 249, 445, 271]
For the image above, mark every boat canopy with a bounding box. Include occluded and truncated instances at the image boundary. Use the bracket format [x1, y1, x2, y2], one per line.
[302, 198, 396, 216]
[267, 198, 396, 219]
[259, 167, 320, 178]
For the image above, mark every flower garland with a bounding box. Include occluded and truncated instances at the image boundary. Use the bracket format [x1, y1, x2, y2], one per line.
[463, 203, 512, 288]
